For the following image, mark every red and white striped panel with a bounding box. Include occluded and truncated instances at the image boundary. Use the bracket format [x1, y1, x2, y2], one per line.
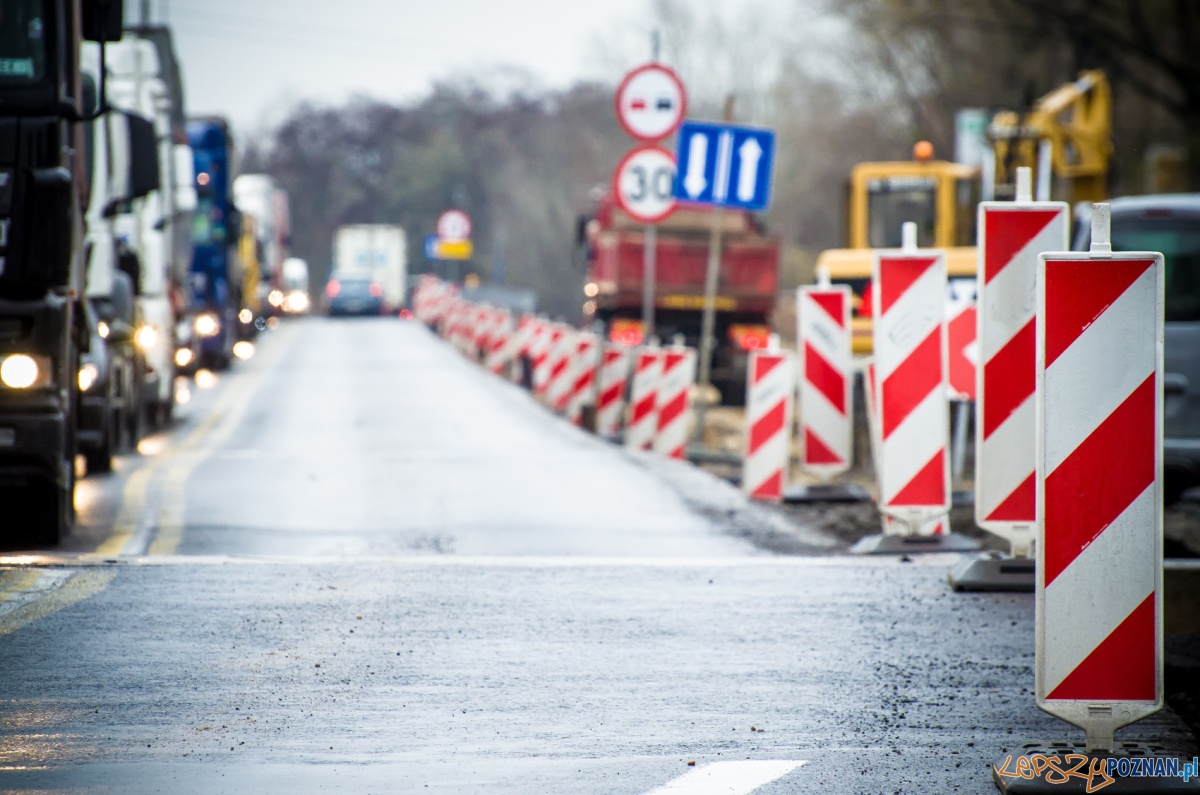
[797, 285, 852, 480]
[532, 323, 563, 397]
[742, 351, 794, 501]
[625, 347, 663, 451]
[1036, 248, 1163, 732]
[654, 347, 697, 459]
[872, 250, 950, 530]
[485, 310, 516, 376]
[946, 298, 977, 401]
[566, 333, 601, 425]
[976, 202, 1068, 538]
[545, 326, 578, 413]
[863, 362, 944, 536]
[596, 343, 633, 437]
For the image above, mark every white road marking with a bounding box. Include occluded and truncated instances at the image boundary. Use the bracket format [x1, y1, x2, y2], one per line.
[645, 760, 806, 795]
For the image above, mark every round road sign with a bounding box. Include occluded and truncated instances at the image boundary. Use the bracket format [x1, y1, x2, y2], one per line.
[436, 209, 472, 242]
[613, 146, 677, 224]
[615, 63, 687, 142]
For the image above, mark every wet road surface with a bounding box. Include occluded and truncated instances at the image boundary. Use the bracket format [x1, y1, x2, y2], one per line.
[0, 318, 1195, 793]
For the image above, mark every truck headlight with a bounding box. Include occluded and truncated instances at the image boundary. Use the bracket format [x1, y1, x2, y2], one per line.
[78, 362, 100, 392]
[268, 289, 284, 308]
[238, 308, 253, 325]
[194, 314, 220, 338]
[1, 354, 52, 389]
[135, 324, 158, 351]
[175, 348, 194, 367]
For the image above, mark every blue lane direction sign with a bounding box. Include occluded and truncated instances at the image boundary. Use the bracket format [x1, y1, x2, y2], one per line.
[673, 121, 775, 211]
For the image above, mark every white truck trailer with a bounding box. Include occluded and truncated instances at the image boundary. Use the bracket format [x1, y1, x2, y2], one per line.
[332, 225, 407, 312]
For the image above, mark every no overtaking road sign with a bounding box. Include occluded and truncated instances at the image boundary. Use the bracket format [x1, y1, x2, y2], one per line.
[673, 120, 775, 212]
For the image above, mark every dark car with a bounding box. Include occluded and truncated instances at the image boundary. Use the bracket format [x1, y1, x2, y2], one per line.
[1074, 195, 1200, 502]
[326, 275, 384, 317]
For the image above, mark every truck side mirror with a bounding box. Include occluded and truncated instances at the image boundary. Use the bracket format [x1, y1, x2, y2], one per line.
[29, 169, 74, 287]
[173, 144, 197, 213]
[83, 0, 125, 42]
[124, 113, 161, 199]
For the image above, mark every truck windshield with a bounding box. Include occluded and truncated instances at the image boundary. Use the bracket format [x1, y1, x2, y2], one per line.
[0, 0, 45, 84]
[1112, 217, 1200, 322]
[867, 177, 936, 248]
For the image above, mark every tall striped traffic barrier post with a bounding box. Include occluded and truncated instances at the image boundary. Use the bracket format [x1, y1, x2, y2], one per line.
[790, 278, 868, 502]
[952, 168, 1069, 591]
[545, 326, 578, 413]
[852, 223, 978, 554]
[742, 347, 794, 501]
[511, 315, 537, 386]
[596, 342, 634, 439]
[533, 322, 563, 399]
[625, 346, 663, 451]
[485, 309, 515, 377]
[566, 332, 601, 426]
[654, 346, 697, 459]
[992, 204, 1166, 787]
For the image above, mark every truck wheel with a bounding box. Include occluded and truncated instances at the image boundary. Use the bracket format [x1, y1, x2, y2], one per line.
[84, 421, 114, 475]
[15, 480, 67, 547]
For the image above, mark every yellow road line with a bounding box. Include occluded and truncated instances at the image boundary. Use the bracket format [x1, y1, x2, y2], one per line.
[1, 323, 298, 634]
[148, 324, 296, 555]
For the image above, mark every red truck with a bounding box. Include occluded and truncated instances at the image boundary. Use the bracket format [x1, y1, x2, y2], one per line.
[577, 195, 781, 403]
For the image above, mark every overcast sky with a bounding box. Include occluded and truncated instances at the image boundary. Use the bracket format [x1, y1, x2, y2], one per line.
[146, 0, 683, 133]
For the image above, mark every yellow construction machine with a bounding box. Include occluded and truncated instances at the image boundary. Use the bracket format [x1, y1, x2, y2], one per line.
[816, 70, 1113, 353]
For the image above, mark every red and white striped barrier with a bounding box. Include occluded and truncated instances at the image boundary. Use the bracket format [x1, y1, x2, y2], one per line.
[872, 229, 950, 532]
[797, 284, 852, 480]
[863, 362, 944, 536]
[485, 309, 516, 376]
[1035, 204, 1163, 750]
[654, 346, 696, 459]
[946, 297, 977, 401]
[533, 323, 564, 397]
[742, 349, 795, 500]
[625, 347, 663, 451]
[596, 343, 633, 437]
[976, 186, 1068, 553]
[545, 326, 578, 413]
[566, 332, 601, 425]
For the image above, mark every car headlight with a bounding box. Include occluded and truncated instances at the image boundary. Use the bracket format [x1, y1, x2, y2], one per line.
[267, 289, 284, 308]
[284, 291, 309, 313]
[0, 354, 52, 389]
[194, 314, 220, 338]
[97, 321, 110, 339]
[135, 324, 158, 351]
[175, 348, 194, 367]
[78, 362, 100, 392]
[238, 308, 253, 325]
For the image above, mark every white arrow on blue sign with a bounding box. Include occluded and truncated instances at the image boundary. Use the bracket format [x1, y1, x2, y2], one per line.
[673, 120, 775, 212]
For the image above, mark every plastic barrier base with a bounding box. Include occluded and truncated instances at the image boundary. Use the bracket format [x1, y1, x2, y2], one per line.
[992, 742, 1200, 793]
[948, 553, 1035, 593]
[849, 532, 981, 555]
[783, 484, 872, 504]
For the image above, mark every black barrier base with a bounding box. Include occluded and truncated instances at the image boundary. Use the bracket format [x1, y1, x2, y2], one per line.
[952, 489, 975, 507]
[849, 533, 981, 555]
[948, 553, 1036, 592]
[993, 742, 1200, 793]
[782, 483, 872, 504]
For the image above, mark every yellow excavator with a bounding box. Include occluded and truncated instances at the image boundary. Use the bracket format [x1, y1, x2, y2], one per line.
[816, 70, 1112, 353]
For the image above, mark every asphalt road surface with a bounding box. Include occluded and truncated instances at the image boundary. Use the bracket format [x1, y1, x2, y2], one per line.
[1, 317, 1195, 794]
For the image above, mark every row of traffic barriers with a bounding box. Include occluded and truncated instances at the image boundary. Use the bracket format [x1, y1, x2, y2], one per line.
[412, 176, 1182, 785]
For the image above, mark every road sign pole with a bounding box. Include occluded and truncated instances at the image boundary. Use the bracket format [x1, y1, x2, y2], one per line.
[697, 206, 723, 391]
[642, 224, 656, 341]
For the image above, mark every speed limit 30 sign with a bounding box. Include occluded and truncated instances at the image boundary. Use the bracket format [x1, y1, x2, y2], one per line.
[613, 146, 677, 224]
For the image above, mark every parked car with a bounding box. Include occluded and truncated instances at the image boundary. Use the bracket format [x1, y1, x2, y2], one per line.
[1074, 195, 1200, 502]
[325, 275, 384, 317]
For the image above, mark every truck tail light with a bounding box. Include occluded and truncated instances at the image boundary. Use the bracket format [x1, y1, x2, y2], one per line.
[729, 324, 771, 351]
[609, 319, 644, 347]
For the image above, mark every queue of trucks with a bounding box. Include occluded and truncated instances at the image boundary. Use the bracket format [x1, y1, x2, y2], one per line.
[0, 1, 307, 545]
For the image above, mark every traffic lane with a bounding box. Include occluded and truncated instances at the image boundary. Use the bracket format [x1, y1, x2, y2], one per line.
[176, 317, 769, 558]
[3, 558, 1192, 792]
